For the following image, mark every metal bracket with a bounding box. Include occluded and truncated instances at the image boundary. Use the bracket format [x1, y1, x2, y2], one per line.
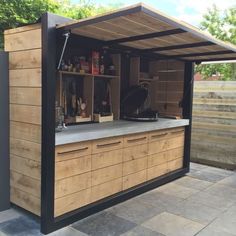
[57, 31, 70, 70]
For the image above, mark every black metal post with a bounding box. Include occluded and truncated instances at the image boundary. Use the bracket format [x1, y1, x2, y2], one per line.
[41, 13, 72, 234]
[183, 62, 194, 170]
[0, 51, 10, 211]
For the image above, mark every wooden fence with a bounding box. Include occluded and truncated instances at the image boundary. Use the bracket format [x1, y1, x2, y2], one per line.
[191, 81, 236, 170]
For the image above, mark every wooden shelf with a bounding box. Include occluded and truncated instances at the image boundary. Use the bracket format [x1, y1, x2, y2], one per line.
[58, 70, 119, 79]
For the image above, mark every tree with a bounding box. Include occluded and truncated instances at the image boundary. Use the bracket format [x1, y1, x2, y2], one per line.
[0, 0, 118, 49]
[196, 5, 236, 80]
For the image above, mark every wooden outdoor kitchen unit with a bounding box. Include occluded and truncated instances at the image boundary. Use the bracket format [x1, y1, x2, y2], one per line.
[3, 3, 236, 234]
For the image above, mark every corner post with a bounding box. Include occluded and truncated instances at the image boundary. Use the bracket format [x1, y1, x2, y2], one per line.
[183, 62, 194, 170]
[0, 52, 10, 211]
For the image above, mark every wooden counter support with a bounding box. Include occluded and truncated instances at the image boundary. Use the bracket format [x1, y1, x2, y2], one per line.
[54, 127, 184, 217]
[4, 24, 42, 216]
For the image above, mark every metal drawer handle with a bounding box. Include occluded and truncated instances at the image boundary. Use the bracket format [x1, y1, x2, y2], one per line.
[151, 133, 167, 139]
[58, 147, 88, 155]
[97, 141, 121, 148]
[127, 137, 147, 143]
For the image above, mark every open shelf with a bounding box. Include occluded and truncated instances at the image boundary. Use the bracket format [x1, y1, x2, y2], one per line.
[58, 70, 119, 79]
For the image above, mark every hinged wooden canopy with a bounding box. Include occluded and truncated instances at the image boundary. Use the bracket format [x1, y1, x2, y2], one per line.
[57, 3, 236, 63]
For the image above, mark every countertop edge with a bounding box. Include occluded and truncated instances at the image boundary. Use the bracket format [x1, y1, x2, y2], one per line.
[56, 119, 189, 146]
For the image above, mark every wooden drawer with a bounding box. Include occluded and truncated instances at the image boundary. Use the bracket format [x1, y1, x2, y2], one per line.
[148, 147, 184, 168]
[147, 162, 168, 180]
[123, 132, 148, 147]
[148, 129, 169, 142]
[54, 188, 91, 217]
[148, 127, 184, 142]
[168, 158, 183, 172]
[148, 152, 168, 168]
[167, 147, 184, 162]
[55, 141, 91, 162]
[55, 172, 91, 199]
[91, 178, 122, 202]
[148, 135, 184, 155]
[55, 155, 91, 180]
[92, 149, 123, 170]
[123, 143, 148, 162]
[92, 164, 122, 186]
[123, 169, 147, 190]
[92, 137, 123, 154]
[123, 156, 147, 176]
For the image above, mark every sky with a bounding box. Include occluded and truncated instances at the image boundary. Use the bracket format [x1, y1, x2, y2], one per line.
[72, 0, 236, 26]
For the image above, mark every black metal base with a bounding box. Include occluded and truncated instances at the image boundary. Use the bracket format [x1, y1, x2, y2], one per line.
[42, 167, 188, 234]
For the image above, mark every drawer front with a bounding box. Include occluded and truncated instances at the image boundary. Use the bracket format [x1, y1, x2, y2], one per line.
[92, 164, 122, 186]
[54, 188, 91, 217]
[92, 137, 123, 154]
[92, 149, 123, 170]
[55, 155, 91, 180]
[55, 172, 91, 199]
[147, 162, 168, 180]
[123, 156, 147, 176]
[167, 147, 184, 162]
[148, 152, 168, 168]
[124, 132, 148, 147]
[168, 158, 183, 172]
[148, 127, 184, 142]
[55, 141, 91, 162]
[123, 143, 148, 162]
[148, 146, 184, 168]
[148, 135, 184, 155]
[148, 130, 169, 142]
[123, 169, 147, 190]
[91, 178, 122, 202]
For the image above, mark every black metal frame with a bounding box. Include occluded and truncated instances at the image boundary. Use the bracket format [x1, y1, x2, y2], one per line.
[106, 29, 186, 45]
[0, 52, 10, 212]
[142, 42, 215, 53]
[171, 50, 234, 59]
[41, 12, 194, 235]
[182, 62, 194, 169]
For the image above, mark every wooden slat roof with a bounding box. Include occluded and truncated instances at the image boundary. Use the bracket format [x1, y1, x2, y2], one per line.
[57, 3, 236, 62]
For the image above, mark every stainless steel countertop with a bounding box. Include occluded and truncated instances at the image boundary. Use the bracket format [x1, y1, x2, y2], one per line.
[55, 118, 189, 146]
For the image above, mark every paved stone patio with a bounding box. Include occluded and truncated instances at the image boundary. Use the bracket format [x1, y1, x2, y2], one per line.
[0, 163, 236, 236]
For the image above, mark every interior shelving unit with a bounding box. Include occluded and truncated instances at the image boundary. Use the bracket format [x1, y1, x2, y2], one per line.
[129, 56, 185, 117]
[56, 54, 121, 124]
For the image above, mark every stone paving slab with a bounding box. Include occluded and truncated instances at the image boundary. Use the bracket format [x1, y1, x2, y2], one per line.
[142, 212, 204, 236]
[0, 163, 236, 236]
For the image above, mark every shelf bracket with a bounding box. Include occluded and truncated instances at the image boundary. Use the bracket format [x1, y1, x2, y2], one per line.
[57, 31, 70, 70]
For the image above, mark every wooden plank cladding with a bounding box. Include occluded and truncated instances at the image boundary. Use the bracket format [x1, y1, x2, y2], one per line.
[4, 28, 41, 52]
[191, 81, 236, 169]
[4, 23, 42, 216]
[9, 69, 41, 87]
[9, 49, 41, 70]
[54, 127, 185, 217]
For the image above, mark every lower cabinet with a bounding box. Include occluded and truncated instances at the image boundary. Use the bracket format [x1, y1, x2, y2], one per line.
[54, 127, 185, 217]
